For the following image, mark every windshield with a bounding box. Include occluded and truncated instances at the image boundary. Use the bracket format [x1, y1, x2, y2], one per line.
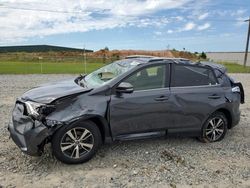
[82, 59, 141, 88]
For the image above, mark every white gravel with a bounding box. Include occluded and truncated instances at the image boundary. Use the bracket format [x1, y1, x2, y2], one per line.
[0, 74, 249, 188]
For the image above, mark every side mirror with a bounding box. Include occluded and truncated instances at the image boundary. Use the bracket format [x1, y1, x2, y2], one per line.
[116, 82, 134, 94]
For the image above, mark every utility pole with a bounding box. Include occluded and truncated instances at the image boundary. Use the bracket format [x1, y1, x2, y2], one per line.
[83, 45, 86, 74]
[244, 17, 250, 67]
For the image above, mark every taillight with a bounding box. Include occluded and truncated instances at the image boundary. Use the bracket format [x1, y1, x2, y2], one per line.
[232, 82, 245, 104]
[232, 86, 240, 93]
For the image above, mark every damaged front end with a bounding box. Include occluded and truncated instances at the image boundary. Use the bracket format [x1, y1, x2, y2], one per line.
[8, 99, 60, 156]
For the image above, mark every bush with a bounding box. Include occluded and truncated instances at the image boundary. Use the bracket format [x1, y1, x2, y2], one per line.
[200, 52, 207, 59]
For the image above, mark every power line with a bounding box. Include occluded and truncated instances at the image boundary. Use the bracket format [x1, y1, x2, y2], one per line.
[1, 3, 249, 14]
[204, 19, 246, 22]
[0, 6, 85, 14]
[215, 2, 250, 7]
[0, 5, 247, 23]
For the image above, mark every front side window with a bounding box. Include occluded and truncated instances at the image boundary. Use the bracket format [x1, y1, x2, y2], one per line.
[124, 64, 167, 91]
[171, 65, 217, 87]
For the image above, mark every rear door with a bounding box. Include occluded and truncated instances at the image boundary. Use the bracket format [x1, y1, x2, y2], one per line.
[169, 64, 225, 131]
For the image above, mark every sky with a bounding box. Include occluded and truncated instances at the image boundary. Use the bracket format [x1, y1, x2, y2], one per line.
[0, 0, 249, 52]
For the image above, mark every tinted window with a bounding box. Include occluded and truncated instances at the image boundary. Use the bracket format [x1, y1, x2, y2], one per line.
[214, 70, 231, 87]
[172, 65, 217, 87]
[124, 65, 168, 91]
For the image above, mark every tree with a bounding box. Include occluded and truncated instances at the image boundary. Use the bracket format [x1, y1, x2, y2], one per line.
[100, 47, 109, 63]
[200, 51, 207, 59]
[104, 46, 109, 51]
[112, 52, 120, 60]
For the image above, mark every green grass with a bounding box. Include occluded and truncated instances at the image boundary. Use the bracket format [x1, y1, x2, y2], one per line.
[217, 62, 250, 73]
[0, 61, 104, 74]
[0, 59, 250, 74]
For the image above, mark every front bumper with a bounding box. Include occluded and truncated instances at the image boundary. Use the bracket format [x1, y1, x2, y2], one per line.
[8, 102, 49, 156]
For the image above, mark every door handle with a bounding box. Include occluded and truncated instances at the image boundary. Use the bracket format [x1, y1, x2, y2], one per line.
[154, 96, 169, 101]
[208, 94, 221, 99]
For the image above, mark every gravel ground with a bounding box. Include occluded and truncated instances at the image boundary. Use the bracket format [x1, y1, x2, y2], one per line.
[0, 74, 249, 188]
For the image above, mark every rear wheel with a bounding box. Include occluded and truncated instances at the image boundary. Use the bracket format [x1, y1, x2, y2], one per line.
[52, 121, 102, 164]
[199, 112, 228, 143]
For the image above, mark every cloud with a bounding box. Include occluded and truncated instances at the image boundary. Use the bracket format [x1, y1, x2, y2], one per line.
[182, 22, 196, 31]
[154, 31, 162, 36]
[167, 30, 173, 34]
[198, 12, 209, 20]
[0, 0, 192, 43]
[230, 9, 247, 17]
[197, 23, 210, 30]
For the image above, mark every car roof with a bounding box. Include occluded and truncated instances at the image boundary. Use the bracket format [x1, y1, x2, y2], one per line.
[124, 55, 226, 73]
[125, 55, 192, 63]
[125, 55, 190, 62]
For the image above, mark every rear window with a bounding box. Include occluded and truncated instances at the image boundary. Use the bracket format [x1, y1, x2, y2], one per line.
[171, 65, 217, 87]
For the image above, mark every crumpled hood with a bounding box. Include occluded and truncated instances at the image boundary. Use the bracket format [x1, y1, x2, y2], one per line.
[21, 78, 91, 104]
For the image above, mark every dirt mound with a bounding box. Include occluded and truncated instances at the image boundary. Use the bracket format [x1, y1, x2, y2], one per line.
[91, 49, 198, 60]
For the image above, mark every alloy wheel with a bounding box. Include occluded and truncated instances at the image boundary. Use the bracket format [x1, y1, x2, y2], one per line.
[60, 127, 94, 159]
[205, 117, 225, 141]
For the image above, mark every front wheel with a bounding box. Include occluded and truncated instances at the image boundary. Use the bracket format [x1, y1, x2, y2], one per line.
[199, 112, 228, 143]
[52, 121, 102, 164]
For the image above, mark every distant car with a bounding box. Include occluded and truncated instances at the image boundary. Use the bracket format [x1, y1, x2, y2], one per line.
[8, 56, 244, 164]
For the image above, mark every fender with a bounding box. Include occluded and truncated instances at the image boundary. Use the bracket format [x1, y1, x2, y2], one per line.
[45, 92, 112, 142]
[70, 114, 113, 143]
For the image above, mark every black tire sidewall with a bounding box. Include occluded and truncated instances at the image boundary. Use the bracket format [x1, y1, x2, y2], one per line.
[52, 120, 102, 164]
[200, 112, 228, 143]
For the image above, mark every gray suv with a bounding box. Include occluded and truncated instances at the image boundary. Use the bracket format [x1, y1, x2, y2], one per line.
[8, 56, 244, 164]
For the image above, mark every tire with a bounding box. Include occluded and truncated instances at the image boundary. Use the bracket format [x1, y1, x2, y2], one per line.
[199, 112, 228, 143]
[51, 120, 102, 164]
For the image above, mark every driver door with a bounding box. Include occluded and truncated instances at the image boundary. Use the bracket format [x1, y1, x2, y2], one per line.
[109, 64, 173, 138]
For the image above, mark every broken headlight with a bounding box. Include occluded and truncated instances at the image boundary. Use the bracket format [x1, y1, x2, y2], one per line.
[24, 101, 44, 118]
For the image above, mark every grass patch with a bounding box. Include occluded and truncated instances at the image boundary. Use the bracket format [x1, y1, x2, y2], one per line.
[0, 61, 104, 74]
[0, 59, 250, 74]
[217, 62, 250, 73]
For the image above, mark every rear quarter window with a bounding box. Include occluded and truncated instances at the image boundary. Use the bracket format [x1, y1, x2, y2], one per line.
[171, 65, 217, 87]
[217, 73, 231, 87]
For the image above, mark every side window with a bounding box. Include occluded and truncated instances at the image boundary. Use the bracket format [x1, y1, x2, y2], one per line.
[172, 65, 217, 87]
[124, 65, 168, 91]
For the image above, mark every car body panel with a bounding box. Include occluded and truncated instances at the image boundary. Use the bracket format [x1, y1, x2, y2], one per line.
[8, 102, 50, 156]
[109, 88, 172, 137]
[169, 85, 226, 129]
[21, 78, 92, 104]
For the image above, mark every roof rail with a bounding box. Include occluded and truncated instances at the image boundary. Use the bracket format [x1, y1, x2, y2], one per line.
[148, 58, 169, 62]
[125, 55, 157, 59]
[148, 57, 191, 63]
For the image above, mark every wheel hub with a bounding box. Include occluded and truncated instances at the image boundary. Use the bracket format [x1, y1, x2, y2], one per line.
[60, 127, 94, 159]
[205, 117, 224, 141]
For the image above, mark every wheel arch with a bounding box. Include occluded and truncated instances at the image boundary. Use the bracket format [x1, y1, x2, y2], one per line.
[213, 108, 232, 129]
[72, 115, 112, 143]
